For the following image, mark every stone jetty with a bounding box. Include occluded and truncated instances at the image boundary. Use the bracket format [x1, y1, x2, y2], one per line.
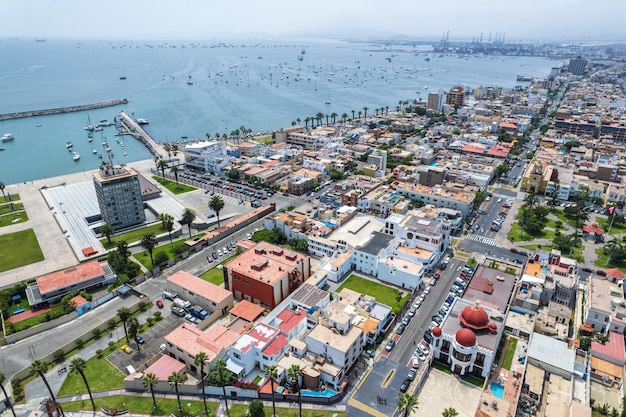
[0, 98, 129, 121]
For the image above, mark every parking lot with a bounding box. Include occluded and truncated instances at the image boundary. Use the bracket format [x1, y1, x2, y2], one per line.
[108, 314, 185, 373]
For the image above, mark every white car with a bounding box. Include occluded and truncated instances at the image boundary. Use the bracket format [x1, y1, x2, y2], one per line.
[424, 286, 431, 295]
[246, 233, 252, 240]
[417, 344, 430, 356]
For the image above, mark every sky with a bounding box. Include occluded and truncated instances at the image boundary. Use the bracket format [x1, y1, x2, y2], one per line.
[1, 0, 625, 42]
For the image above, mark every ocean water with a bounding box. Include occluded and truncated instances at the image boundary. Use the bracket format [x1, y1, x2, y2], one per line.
[0, 38, 560, 185]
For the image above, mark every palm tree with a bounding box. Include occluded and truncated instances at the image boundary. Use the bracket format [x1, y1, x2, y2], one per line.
[0, 371, 17, 417]
[116, 240, 129, 261]
[128, 317, 141, 352]
[117, 307, 131, 343]
[159, 213, 175, 246]
[604, 238, 623, 266]
[181, 208, 197, 238]
[168, 371, 186, 413]
[69, 358, 96, 411]
[315, 112, 324, 126]
[140, 232, 158, 268]
[100, 224, 114, 245]
[351, 110, 355, 119]
[194, 352, 210, 415]
[142, 373, 159, 409]
[442, 407, 459, 417]
[287, 364, 303, 417]
[296, 118, 301, 126]
[158, 159, 167, 178]
[385, 105, 389, 114]
[153, 155, 160, 170]
[212, 358, 230, 416]
[264, 365, 278, 417]
[0, 181, 6, 202]
[304, 117, 310, 128]
[358, 110, 362, 119]
[524, 192, 539, 211]
[209, 195, 225, 228]
[341, 113, 348, 123]
[324, 114, 329, 125]
[397, 393, 419, 417]
[31, 360, 56, 402]
[170, 165, 180, 185]
[363, 106, 369, 118]
[205, 133, 212, 140]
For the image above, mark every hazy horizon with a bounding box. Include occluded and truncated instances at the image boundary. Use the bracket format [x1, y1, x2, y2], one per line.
[1, 0, 625, 43]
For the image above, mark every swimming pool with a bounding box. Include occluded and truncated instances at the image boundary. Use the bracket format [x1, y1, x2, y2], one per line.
[301, 388, 338, 398]
[430, 161, 438, 166]
[490, 382, 504, 399]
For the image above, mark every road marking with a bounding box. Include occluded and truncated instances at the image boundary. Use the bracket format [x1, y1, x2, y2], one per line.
[381, 369, 395, 388]
[347, 396, 387, 417]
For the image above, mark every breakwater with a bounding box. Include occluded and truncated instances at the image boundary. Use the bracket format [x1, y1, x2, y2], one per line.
[0, 98, 128, 121]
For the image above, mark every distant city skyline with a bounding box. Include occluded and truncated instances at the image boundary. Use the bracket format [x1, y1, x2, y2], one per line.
[1, 0, 626, 42]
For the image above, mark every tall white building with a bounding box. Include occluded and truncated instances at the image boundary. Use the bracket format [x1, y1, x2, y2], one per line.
[183, 141, 231, 174]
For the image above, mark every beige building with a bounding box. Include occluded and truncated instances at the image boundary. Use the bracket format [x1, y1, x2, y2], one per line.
[167, 270, 234, 316]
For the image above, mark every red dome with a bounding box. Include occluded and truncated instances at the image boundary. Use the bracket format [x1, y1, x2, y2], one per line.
[432, 327, 442, 337]
[459, 304, 490, 330]
[455, 328, 477, 347]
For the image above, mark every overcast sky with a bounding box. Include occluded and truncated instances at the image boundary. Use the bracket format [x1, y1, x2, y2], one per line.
[1, 0, 625, 42]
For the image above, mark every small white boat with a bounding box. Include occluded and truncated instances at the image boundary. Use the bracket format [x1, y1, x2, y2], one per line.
[123, 152, 128, 156]
[66, 141, 73, 149]
[1, 133, 14, 142]
[136, 118, 149, 125]
[72, 151, 80, 161]
[92, 148, 97, 154]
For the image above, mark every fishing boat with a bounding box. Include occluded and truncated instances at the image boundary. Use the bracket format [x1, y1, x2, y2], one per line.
[66, 141, 73, 149]
[119, 76, 127, 80]
[136, 118, 149, 125]
[1, 133, 14, 142]
[72, 151, 80, 161]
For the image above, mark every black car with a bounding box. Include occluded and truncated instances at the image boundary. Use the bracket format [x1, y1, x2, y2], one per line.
[396, 324, 406, 335]
[212, 252, 218, 260]
[135, 335, 145, 344]
[400, 379, 411, 393]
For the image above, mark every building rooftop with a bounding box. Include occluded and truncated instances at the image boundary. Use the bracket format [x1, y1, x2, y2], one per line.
[37, 261, 106, 295]
[356, 231, 395, 256]
[463, 265, 517, 313]
[274, 308, 306, 334]
[439, 298, 503, 352]
[164, 323, 238, 362]
[544, 373, 571, 417]
[232, 323, 279, 354]
[229, 300, 265, 322]
[591, 331, 625, 365]
[289, 283, 329, 309]
[262, 333, 288, 357]
[589, 276, 622, 315]
[142, 354, 186, 381]
[328, 214, 386, 248]
[527, 333, 574, 375]
[307, 323, 363, 353]
[167, 270, 232, 304]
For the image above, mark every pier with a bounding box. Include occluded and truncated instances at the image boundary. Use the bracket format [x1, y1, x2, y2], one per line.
[0, 98, 129, 121]
[117, 111, 163, 157]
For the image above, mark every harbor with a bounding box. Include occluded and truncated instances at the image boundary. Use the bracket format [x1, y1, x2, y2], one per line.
[0, 98, 129, 121]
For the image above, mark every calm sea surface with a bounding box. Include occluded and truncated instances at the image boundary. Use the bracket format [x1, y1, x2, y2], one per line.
[0, 38, 560, 185]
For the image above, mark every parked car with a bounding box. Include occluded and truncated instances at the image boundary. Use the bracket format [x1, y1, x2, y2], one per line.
[424, 286, 431, 295]
[596, 269, 607, 276]
[407, 369, 416, 381]
[408, 307, 417, 317]
[402, 316, 411, 326]
[120, 344, 134, 354]
[396, 324, 406, 335]
[156, 300, 164, 308]
[417, 344, 430, 356]
[429, 278, 437, 286]
[414, 349, 426, 362]
[411, 357, 420, 369]
[385, 340, 396, 351]
[135, 335, 145, 345]
[400, 379, 411, 393]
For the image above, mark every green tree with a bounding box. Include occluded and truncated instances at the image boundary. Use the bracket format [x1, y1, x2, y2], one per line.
[264, 365, 278, 417]
[117, 307, 131, 343]
[524, 192, 539, 211]
[288, 364, 304, 417]
[495, 163, 509, 177]
[128, 317, 141, 352]
[181, 208, 197, 238]
[442, 407, 459, 417]
[249, 400, 265, 417]
[363, 106, 369, 118]
[142, 373, 159, 409]
[116, 240, 129, 261]
[140, 232, 158, 268]
[31, 360, 56, 402]
[0, 371, 17, 417]
[194, 352, 210, 415]
[170, 165, 180, 185]
[159, 213, 175, 246]
[209, 195, 225, 228]
[100, 224, 114, 244]
[212, 358, 230, 416]
[397, 393, 419, 417]
[69, 358, 96, 411]
[168, 371, 186, 412]
[157, 159, 167, 178]
[604, 238, 623, 267]
[0, 181, 6, 202]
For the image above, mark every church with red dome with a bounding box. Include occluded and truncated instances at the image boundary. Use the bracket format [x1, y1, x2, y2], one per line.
[430, 299, 504, 377]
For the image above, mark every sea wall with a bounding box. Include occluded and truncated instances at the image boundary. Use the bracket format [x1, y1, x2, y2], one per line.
[0, 98, 129, 121]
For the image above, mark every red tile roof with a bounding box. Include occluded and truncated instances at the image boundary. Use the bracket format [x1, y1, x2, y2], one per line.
[143, 355, 186, 381]
[37, 261, 105, 295]
[276, 308, 306, 334]
[230, 300, 265, 322]
[70, 295, 89, 308]
[262, 333, 288, 357]
[591, 331, 625, 365]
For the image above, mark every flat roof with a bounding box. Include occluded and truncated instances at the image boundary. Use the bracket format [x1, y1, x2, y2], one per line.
[275, 308, 306, 334]
[527, 333, 574, 375]
[307, 323, 362, 353]
[262, 333, 288, 357]
[524, 363, 545, 395]
[167, 270, 232, 304]
[164, 323, 238, 362]
[544, 373, 571, 417]
[229, 300, 265, 322]
[143, 354, 186, 381]
[289, 283, 328, 308]
[355, 231, 395, 256]
[328, 213, 386, 248]
[463, 265, 517, 313]
[590, 356, 623, 379]
[37, 261, 105, 295]
[589, 276, 621, 315]
[232, 323, 279, 354]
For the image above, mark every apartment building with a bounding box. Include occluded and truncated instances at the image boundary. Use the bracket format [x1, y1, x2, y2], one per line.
[393, 182, 475, 217]
[183, 141, 232, 174]
[167, 270, 234, 316]
[585, 276, 626, 335]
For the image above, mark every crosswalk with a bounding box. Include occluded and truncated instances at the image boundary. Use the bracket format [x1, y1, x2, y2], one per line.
[492, 193, 515, 200]
[465, 234, 503, 248]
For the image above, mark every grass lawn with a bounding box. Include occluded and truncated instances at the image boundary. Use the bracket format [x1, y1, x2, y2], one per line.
[61, 395, 212, 416]
[600, 220, 626, 233]
[0, 193, 20, 203]
[133, 233, 206, 269]
[229, 404, 345, 417]
[199, 266, 226, 285]
[101, 223, 167, 249]
[594, 248, 626, 271]
[502, 337, 518, 370]
[432, 360, 452, 374]
[508, 224, 556, 242]
[461, 374, 484, 388]
[0, 202, 24, 215]
[256, 136, 275, 145]
[549, 209, 578, 228]
[0, 211, 28, 228]
[152, 176, 196, 194]
[57, 356, 125, 397]
[0, 229, 43, 272]
[337, 275, 409, 314]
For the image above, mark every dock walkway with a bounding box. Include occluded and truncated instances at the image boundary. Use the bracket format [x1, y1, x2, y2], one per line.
[117, 111, 165, 158]
[0, 98, 128, 121]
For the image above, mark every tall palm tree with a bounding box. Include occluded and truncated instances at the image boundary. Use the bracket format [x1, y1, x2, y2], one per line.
[264, 365, 278, 417]
[604, 238, 623, 266]
[194, 352, 210, 415]
[31, 360, 56, 402]
[153, 156, 160, 170]
[0, 371, 17, 417]
[0, 181, 6, 202]
[69, 358, 96, 411]
[363, 106, 368, 118]
[140, 232, 158, 268]
[159, 213, 175, 246]
[181, 208, 197, 238]
[296, 118, 301, 126]
[304, 117, 310, 128]
[341, 113, 348, 123]
[170, 165, 180, 185]
[205, 133, 212, 140]
[142, 373, 159, 409]
[168, 371, 186, 412]
[117, 307, 131, 342]
[324, 114, 329, 125]
[524, 192, 539, 211]
[209, 195, 225, 228]
[128, 317, 141, 352]
[397, 393, 419, 417]
[351, 110, 355, 119]
[442, 407, 459, 417]
[158, 159, 167, 178]
[116, 239, 129, 261]
[100, 224, 114, 245]
[212, 358, 230, 416]
[287, 364, 303, 417]
[358, 110, 362, 119]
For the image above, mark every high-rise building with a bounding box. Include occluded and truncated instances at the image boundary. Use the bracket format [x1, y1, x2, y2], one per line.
[446, 86, 465, 108]
[93, 164, 146, 229]
[427, 91, 444, 112]
[568, 57, 587, 76]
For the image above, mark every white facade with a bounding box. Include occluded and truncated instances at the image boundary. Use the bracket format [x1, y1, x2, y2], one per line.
[184, 141, 232, 174]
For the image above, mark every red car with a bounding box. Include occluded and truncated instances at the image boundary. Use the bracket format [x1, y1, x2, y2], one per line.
[156, 300, 164, 308]
[502, 203, 512, 209]
[499, 211, 508, 216]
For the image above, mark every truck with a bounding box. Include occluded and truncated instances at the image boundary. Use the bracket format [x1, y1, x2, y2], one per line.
[173, 297, 192, 310]
[171, 305, 186, 317]
[189, 305, 209, 321]
[163, 290, 178, 300]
